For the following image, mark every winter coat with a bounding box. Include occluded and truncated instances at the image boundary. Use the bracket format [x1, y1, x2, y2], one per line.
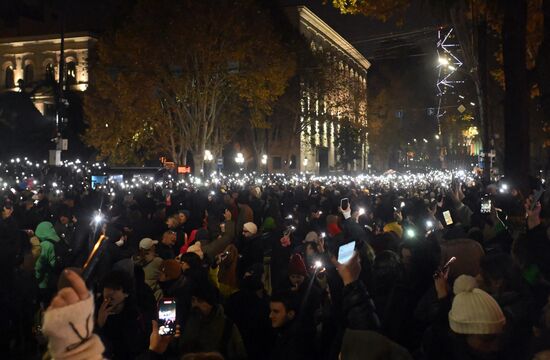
[226, 289, 271, 360]
[340, 329, 412, 360]
[269, 320, 308, 360]
[96, 300, 150, 360]
[135, 256, 163, 301]
[179, 304, 247, 360]
[342, 280, 381, 331]
[34, 221, 60, 289]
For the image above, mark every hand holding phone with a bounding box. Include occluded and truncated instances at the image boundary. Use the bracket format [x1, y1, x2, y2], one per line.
[340, 198, 350, 211]
[433, 256, 456, 279]
[480, 197, 492, 214]
[337, 241, 355, 264]
[158, 298, 177, 336]
[530, 188, 544, 211]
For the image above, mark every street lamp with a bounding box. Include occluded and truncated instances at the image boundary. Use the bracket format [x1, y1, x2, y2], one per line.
[235, 153, 244, 170]
[438, 57, 449, 66]
[204, 150, 214, 162]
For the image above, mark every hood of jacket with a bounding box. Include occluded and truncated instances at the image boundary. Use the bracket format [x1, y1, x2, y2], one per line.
[35, 221, 60, 242]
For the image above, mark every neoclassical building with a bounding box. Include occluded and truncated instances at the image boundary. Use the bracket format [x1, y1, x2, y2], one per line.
[268, 6, 370, 174]
[0, 32, 96, 116]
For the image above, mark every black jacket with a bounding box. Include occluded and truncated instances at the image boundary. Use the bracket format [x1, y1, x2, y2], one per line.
[269, 321, 308, 360]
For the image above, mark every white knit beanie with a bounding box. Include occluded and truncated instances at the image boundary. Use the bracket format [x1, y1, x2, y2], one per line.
[448, 275, 506, 335]
[243, 222, 258, 235]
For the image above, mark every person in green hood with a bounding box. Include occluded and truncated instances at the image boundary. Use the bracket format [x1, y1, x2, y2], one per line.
[35, 221, 60, 302]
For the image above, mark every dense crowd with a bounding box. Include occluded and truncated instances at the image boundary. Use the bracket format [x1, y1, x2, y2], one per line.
[1, 168, 549, 360]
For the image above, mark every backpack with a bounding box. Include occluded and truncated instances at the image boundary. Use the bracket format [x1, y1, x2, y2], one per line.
[43, 238, 74, 274]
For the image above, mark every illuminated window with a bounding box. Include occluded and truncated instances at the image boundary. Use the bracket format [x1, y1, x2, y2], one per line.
[66, 61, 76, 86]
[5, 66, 14, 88]
[45, 63, 55, 82]
[24, 64, 34, 83]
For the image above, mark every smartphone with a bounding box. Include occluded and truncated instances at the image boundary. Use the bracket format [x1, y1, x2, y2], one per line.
[158, 298, 177, 336]
[480, 197, 492, 214]
[340, 198, 349, 211]
[530, 188, 545, 211]
[337, 241, 355, 264]
[442, 210, 453, 225]
[433, 256, 457, 279]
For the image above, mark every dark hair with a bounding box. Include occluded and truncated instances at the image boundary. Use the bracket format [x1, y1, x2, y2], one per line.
[191, 280, 219, 306]
[270, 290, 299, 313]
[480, 253, 524, 293]
[102, 270, 134, 294]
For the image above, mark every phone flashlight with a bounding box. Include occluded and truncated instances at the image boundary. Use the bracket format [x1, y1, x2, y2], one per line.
[400, 202, 406, 208]
[286, 214, 293, 220]
[93, 212, 104, 225]
[406, 229, 415, 238]
[321, 232, 326, 238]
[358, 208, 365, 216]
[426, 220, 434, 229]
[314, 260, 323, 269]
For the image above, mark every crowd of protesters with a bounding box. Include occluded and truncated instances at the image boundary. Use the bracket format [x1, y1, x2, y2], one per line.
[0, 169, 549, 360]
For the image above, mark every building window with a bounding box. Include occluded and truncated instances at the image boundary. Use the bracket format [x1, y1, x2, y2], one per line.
[289, 155, 297, 169]
[45, 63, 55, 82]
[272, 156, 282, 170]
[66, 61, 76, 86]
[24, 64, 34, 83]
[5, 66, 14, 88]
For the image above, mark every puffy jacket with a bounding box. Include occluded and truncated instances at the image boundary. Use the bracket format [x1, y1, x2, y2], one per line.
[342, 280, 380, 331]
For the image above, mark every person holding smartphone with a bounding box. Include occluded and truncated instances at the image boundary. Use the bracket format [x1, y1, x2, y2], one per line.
[96, 270, 151, 359]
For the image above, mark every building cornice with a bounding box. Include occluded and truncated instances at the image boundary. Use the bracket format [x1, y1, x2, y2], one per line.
[0, 32, 97, 48]
[293, 6, 371, 71]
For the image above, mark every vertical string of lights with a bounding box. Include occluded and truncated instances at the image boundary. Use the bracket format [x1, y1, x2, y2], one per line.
[435, 27, 464, 167]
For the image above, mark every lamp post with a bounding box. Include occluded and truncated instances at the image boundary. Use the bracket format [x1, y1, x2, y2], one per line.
[204, 150, 213, 175]
[235, 152, 244, 171]
[261, 154, 268, 173]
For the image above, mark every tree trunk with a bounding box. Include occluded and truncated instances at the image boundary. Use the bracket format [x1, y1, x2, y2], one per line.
[192, 152, 204, 177]
[502, 0, 530, 192]
[477, 18, 491, 182]
[537, 0, 550, 178]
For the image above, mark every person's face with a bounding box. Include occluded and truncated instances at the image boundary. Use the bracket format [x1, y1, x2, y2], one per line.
[103, 287, 128, 307]
[2, 206, 13, 220]
[224, 209, 232, 221]
[60, 215, 70, 225]
[64, 199, 75, 208]
[162, 231, 177, 246]
[289, 274, 305, 288]
[177, 213, 187, 225]
[401, 248, 412, 269]
[143, 248, 155, 262]
[477, 272, 503, 295]
[191, 296, 213, 316]
[166, 217, 178, 229]
[181, 261, 190, 272]
[269, 302, 294, 328]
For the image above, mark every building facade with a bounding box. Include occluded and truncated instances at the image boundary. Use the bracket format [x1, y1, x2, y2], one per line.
[266, 6, 370, 174]
[0, 32, 96, 116]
